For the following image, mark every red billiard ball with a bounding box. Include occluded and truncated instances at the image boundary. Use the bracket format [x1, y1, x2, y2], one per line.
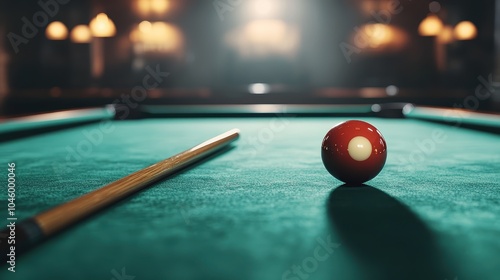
[321, 120, 387, 184]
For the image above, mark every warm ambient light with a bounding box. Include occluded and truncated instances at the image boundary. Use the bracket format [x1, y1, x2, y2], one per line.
[136, 0, 170, 15]
[359, 24, 393, 48]
[454, 21, 477, 40]
[138, 21, 152, 33]
[70, 25, 92, 43]
[360, 1, 377, 16]
[352, 23, 407, 51]
[437, 25, 454, 43]
[130, 21, 183, 54]
[90, 13, 116, 37]
[418, 14, 443, 36]
[225, 19, 300, 58]
[46, 21, 68, 40]
[247, 0, 281, 18]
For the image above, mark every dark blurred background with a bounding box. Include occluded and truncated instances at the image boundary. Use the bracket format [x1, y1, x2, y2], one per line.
[1, 0, 499, 115]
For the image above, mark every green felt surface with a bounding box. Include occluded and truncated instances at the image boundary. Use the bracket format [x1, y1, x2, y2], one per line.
[0, 117, 499, 280]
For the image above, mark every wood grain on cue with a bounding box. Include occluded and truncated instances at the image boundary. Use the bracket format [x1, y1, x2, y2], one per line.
[35, 128, 240, 235]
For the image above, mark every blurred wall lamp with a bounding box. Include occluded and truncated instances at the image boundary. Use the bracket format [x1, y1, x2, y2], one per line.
[45, 13, 116, 43]
[136, 0, 170, 16]
[70, 25, 92, 43]
[89, 13, 116, 38]
[418, 4, 478, 72]
[45, 21, 68, 40]
[418, 14, 477, 42]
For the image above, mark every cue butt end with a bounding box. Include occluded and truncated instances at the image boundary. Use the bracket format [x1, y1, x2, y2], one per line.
[0, 218, 45, 263]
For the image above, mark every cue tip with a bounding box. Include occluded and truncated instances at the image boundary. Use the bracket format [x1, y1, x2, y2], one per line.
[222, 128, 240, 140]
[229, 128, 240, 135]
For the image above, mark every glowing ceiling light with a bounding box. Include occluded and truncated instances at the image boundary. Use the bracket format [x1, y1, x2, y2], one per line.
[418, 14, 443, 36]
[70, 25, 92, 43]
[90, 13, 116, 37]
[151, 0, 169, 13]
[351, 23, 407, 52]
[225, 19, 300, 58]
[130, 21, 183, 54]
[247, 0, 281, 17]
[46, 21, 68, 40]
[360, 23, 394, 48]
[248, 83, 270, 94]
[138, 21, 152, 33]
[454, 21, 477, 40]
[137, 0, 170, 15]
[246, 19, 287, 42]
[137, 0, 150, 14]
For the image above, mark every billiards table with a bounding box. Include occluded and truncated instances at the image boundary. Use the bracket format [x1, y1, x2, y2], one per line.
[0, 104, 499, 280]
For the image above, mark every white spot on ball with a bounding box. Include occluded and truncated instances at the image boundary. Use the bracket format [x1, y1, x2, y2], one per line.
[347, 136, 372, 161]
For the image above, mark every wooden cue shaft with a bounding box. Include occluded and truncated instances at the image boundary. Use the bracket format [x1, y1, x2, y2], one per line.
[35, 128, 240, 236]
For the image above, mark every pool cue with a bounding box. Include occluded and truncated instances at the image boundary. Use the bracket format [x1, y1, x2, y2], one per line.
[1, 129, 240, 261]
